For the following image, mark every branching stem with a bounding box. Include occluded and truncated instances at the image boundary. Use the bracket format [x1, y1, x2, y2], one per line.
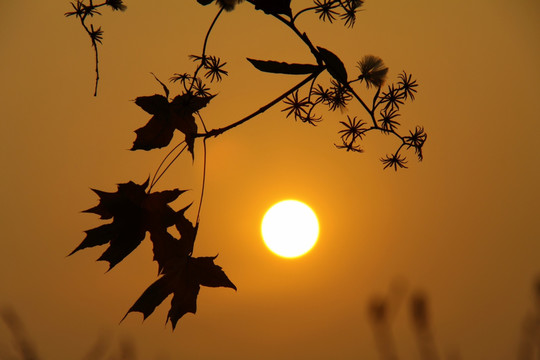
[70, 1, 110, 96]
[189, 7, 224, 93]
[196, 69, 324, 139]
[292, 6, 318, 23]
[346, 84, 378, 127]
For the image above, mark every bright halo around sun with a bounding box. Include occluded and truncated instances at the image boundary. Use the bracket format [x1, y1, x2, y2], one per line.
[261, 200, 319, 258]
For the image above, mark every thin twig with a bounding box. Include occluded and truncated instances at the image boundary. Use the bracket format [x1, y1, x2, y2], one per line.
[148, 141, 186, 193]
[189, 7, 224, 93]
[195, 113, 209, 224]
[149, 143, 188, 192]
[92, 39, 100, 96]
[197, 69, 324, 138]
[292, 5, 318, 23]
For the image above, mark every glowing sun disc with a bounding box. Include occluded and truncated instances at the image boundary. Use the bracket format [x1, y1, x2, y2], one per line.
[261, 200, 319, 258]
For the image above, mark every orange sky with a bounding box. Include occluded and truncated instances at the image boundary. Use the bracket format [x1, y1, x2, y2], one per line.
[1, 0, 539, 359]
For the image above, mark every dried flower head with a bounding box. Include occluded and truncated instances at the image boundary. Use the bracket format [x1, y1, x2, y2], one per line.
[398, 71, 418, 101]
[204, 56, 228, 82]
[357, 55, 388, 88]
[378, 108, 401, 133]
[340, 0, 363, 28]
[311, 84, 332, 105]
[381, 153, 408, 171]
[345, 0, 364, 9]
[189, 54, 208, 67]
[170, 73, 192, 86]
[106, 0, 127, 11]
[379, 84, 405, 111]
[336, 116, 367, 152]
[314, 0, 340, 23]
[192, 78, 213, 98]
[341, 9, 356, 27]
[328, 79, 352, 111]
[64, 0, 85, 18]
[404, 126, 427, 160]
[335, 140, 364, 152]
[89, 24, 104, 46]
[339, 115, 367, 143]
[282, 91, 310, 120]
[216, 0, 244, 11]
[300, 108, 322, 125]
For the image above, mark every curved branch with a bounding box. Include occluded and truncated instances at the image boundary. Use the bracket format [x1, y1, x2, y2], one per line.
[189, 7, 225, 92]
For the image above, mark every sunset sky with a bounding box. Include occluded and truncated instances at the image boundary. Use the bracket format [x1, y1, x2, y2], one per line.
[1, 0, 539, 359]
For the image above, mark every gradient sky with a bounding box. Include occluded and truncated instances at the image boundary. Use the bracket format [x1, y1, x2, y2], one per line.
[1, 0, 539, 359]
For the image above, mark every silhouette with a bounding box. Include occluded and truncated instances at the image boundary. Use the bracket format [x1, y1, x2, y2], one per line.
[66, 0, 426, 329]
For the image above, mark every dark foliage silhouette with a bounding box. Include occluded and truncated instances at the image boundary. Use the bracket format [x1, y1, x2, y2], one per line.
[123, 256, 236, 329]
[131, 87, 213, 156]
[67, 0, 427, 328]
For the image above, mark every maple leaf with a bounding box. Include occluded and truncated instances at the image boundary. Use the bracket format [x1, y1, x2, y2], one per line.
[124, 255, 236, 329]
[151, 204, 198, 275]
[131, 93, 213, 158]
[71, 179, 194, 271]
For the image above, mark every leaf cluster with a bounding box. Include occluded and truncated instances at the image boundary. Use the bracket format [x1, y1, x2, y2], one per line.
[70, 0, 428, 330]
[71, 179, 236, 328]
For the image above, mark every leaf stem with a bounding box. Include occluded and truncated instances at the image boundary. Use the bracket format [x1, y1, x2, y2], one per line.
[345, 84, 379, 128]
[77, 18, 100, 96]
[148, 141, 187, 193]
[195, 113, 209, 225]
[92, 39, 100, 96]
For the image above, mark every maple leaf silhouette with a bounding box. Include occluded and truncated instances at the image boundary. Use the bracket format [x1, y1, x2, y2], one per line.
[132, 93, 213, 157]
[124, 255, 236, 329]
[71, 179, 194, 271]
[151, 204, 198, 275]
[73, 179, 235, 328]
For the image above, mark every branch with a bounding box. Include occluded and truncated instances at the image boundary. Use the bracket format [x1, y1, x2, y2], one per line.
[189, 7, 225, 93]
[196, 68, 324, 139]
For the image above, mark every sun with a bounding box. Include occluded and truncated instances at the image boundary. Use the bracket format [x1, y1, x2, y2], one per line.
[261, 200, 319, 258]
